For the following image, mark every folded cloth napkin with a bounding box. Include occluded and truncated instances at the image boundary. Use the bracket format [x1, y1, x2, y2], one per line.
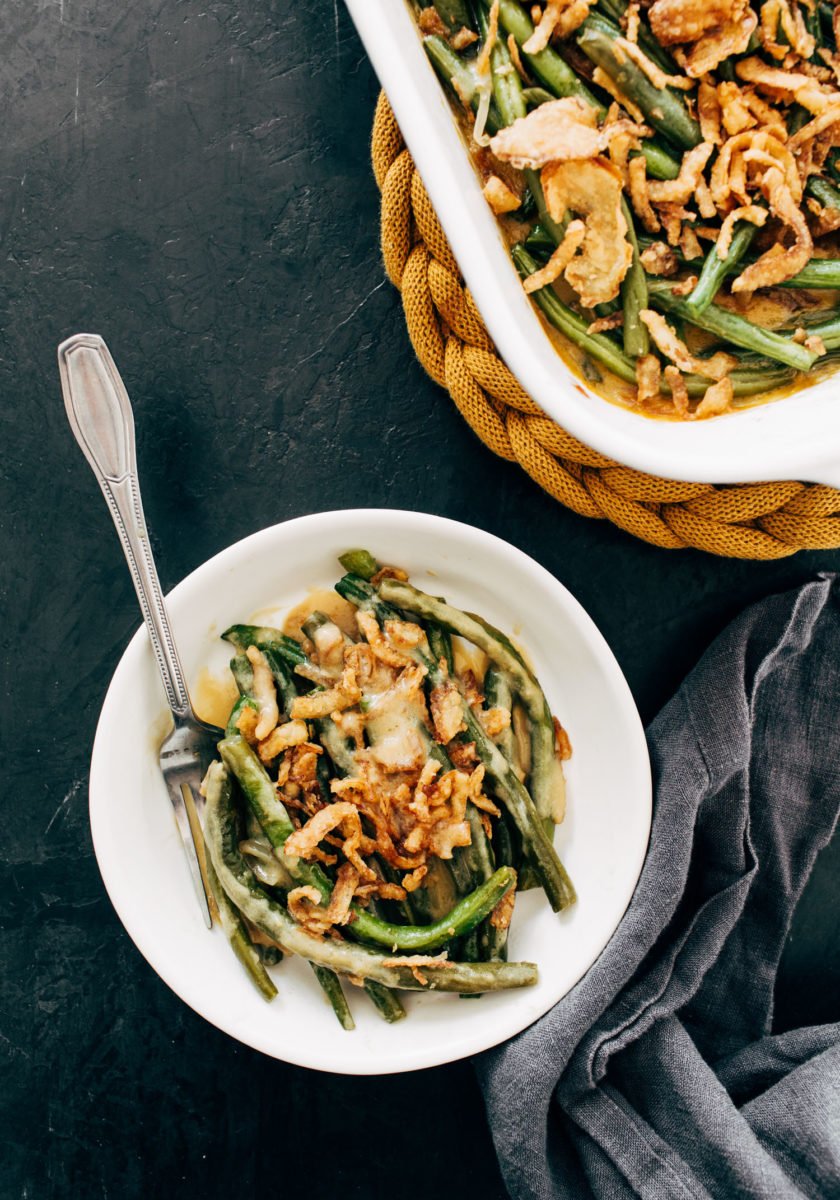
[478, 576, 840, 1200]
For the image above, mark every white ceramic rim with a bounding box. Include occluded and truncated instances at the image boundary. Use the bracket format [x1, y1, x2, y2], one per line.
[89, 509, 652, 1073]
[346, 0, 840, 489]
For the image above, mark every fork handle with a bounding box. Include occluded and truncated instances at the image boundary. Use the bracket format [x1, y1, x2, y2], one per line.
[58, 333, 193, 719]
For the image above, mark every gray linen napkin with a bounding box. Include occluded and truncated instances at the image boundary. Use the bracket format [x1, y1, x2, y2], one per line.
[478, 576, 840, 1200]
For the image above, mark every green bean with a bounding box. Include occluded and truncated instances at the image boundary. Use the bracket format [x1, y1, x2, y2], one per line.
[229, 653, 254, 698]
[203, 852, 278, 1001]
[787, 312, 840, 352]
[204, 762, 538, 993]
[620, 197, 649, 357]
[647, 283, 819, 371]
[423, 36, 502, 135]
[484, 665, 519, 771]
[577, 19, 702, 149]
[682, 221, 759, 319]
[522, 86, 555, 108]
[805, 175, 840, 212]
[223, 624, 306, 666]
[310, 964, 355, 1030]
[513, 245, 639, 384]
[363, 981, 407, 1022]
[219, 734, 521, 950]
[636, 143, 681, 182]
[433, 0, 472, 31]
[337, 549, 380, 580]
[497, 0, 604, 112]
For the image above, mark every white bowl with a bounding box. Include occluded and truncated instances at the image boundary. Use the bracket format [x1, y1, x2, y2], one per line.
[346, 0, 840, 489]
[90, 509, 651, 1074]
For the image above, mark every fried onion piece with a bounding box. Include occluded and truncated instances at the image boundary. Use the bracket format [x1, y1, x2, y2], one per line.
[635, 353, 662, 405]
[734, 57, 833, 113]
[401, 865, 428, 893]
[682, 9, 758, 78]
[490, 887, 517, 931]
[523, 0, 565, 52]
[717, 81, 756, 136]
[290, 664, 361, 719]
[640, 309, 738, 380]
[476, 0, 500, 75]
[648, 0, 742, 45]
[694, 376, 734, 419]
[430, 678, 467, 743]
[541, 157, 633, 306]
[640, 241, 679, 275]
[489, 97, 646, 169]
[287, 885, 329, 935]
[664, 364, 690, 417]
[648, 142, 714, 205]
[483, 174, 521, 215]
[480, 706, 512, 738]
[235, 703, 259, 745]
[788, 104, 840, 151]
[731, 168, 812, 291]
[628, 155, 660, 232]
[418, 7, 447, 36]
[522, 220, 586, 293]
[257, 718, 310, 762]
[716, 204, 768, 260]
[761, 0, 815, 61]
[324, 863, 360, 926]
[587, 311, 625, 333]
[698, 80, 722, 145]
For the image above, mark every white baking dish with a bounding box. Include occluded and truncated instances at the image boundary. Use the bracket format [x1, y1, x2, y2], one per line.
[346, 0, 840, 488]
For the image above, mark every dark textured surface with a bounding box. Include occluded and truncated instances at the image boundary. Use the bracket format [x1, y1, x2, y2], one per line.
[1, 3, 838, 1198]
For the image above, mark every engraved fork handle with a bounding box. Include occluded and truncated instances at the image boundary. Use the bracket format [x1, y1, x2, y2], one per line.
[58, 333, 193, 720]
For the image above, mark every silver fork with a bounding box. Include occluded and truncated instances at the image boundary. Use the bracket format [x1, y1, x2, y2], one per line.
[58, 332, 219, 928]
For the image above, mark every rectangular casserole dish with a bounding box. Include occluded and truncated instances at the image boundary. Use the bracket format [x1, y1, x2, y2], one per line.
[346, 0, 840, 488]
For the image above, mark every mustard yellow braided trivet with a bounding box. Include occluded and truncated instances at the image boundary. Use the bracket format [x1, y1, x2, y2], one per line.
[372, 92, 840, 559]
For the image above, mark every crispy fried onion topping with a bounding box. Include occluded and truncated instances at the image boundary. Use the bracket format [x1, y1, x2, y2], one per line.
[522, 220, 586, 293]
[731, 167, 812, 292]
[285, 801, 376, 878]
[541, 157, 633, 306]
[640, 310, 738, 380]
[328, 757, 486, 869]
[489, 97, 647, 169]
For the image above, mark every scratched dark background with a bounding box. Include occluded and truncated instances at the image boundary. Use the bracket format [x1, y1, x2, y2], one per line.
[2, 2, 839, 1197]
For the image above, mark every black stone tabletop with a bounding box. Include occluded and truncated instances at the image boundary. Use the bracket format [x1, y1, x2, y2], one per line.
[2, 3, 839, 1197]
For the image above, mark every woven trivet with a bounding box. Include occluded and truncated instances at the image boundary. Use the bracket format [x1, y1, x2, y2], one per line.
[371, 92, 840, 559]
